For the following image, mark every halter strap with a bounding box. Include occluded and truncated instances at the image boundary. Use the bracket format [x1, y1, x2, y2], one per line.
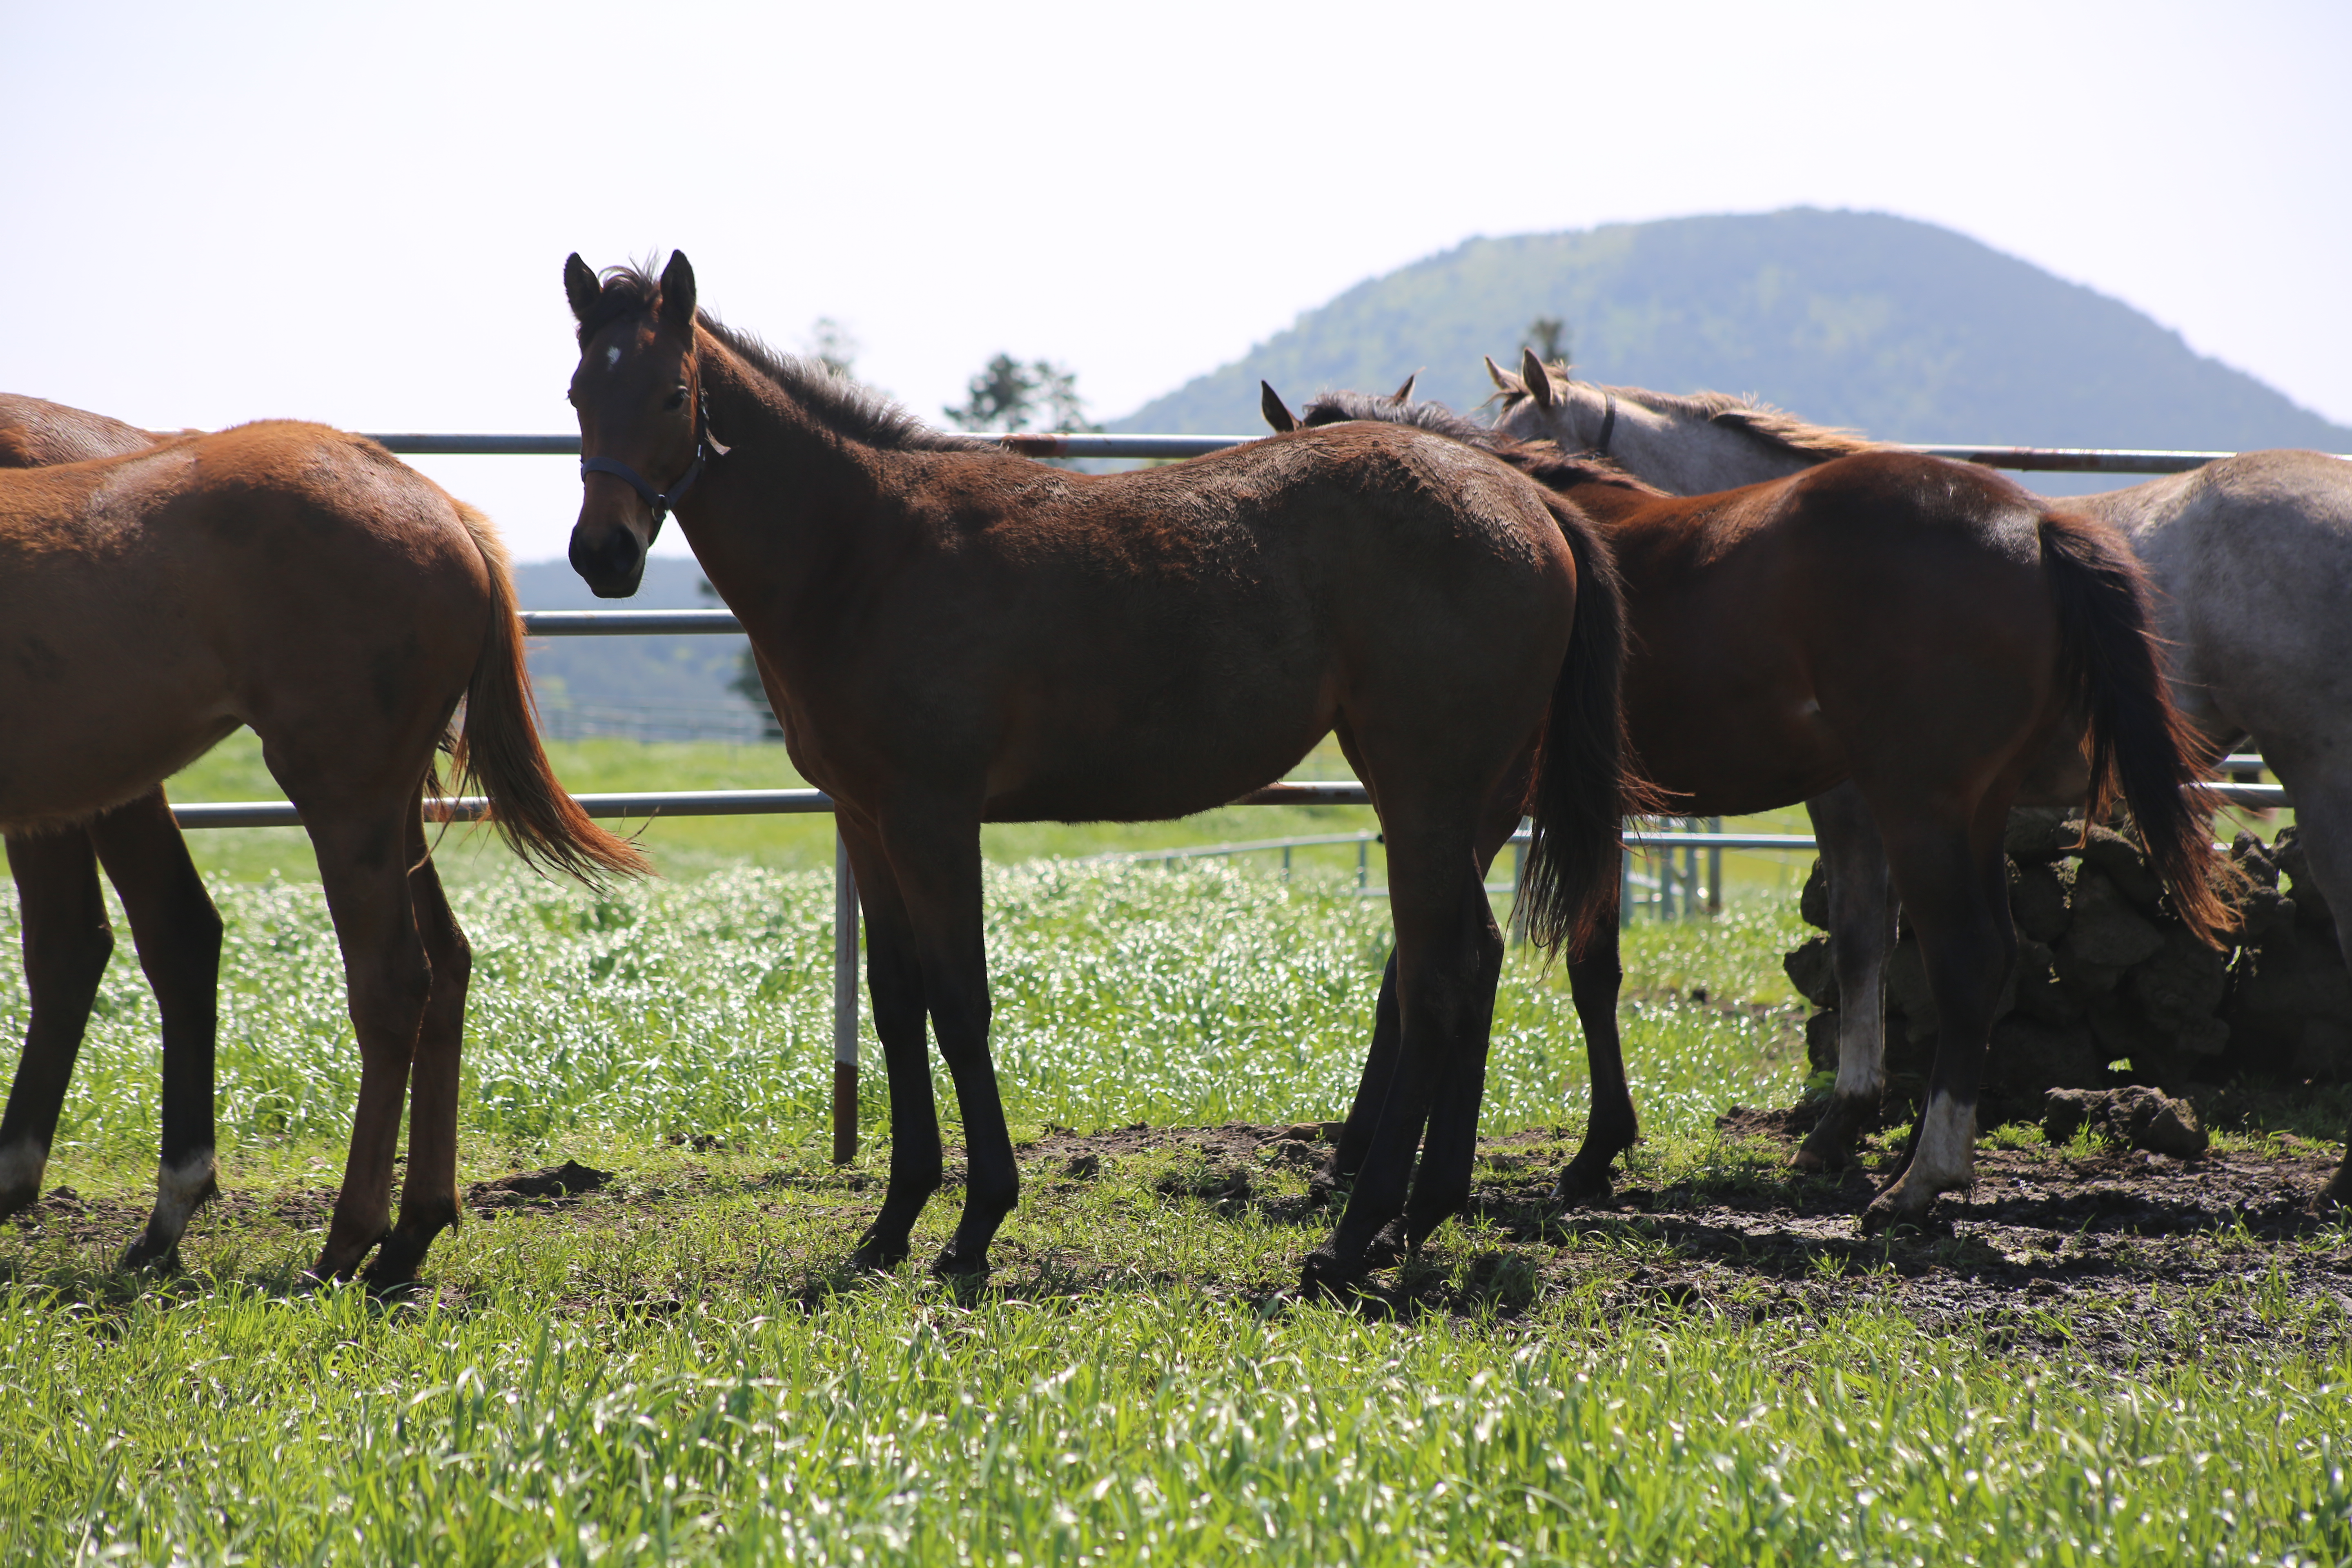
[1594, 390, 1618, 457]
[578, 391, 722, 528]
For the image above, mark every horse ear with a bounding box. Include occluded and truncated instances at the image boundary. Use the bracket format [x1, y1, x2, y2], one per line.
[1484, 354, 1523, 395]
[1520, 347, 1555, 410]
[1261, 381, 1298, 433]
[658, 251, 697, 332]
[564, 254, 601, 323]
[1390, 372, 1419, 405]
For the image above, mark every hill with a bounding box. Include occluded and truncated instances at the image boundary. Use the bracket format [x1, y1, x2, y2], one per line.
[1115, 209, 2352, 454]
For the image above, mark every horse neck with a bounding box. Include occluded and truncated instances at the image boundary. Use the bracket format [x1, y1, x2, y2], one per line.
[669, 339, 895, 620]
[1598, 394, 1823, 495]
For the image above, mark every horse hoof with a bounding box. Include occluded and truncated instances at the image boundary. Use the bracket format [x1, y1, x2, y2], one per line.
[1298, 1248, 1366, 1300]
[1858, 1193, 1933, 1236]
[850, 1231, 910, 1272]
[2310, 1182, 2352, 1218]
[363, 1236, 432, 1293]
[1552, 1160, 1613, 1207]
[0, 1187, 37, 1226]
[931, 1241, 989, 1280]
[118, 1235, 182, 1273]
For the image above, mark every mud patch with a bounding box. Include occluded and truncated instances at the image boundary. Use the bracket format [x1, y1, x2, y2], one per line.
[469, 1160, 612, 1211]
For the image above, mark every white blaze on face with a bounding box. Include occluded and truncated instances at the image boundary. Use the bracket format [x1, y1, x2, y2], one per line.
[143, 1147, 218, 1247]
[0, 1138, 47, 1201]
[605, 345, 622, 369]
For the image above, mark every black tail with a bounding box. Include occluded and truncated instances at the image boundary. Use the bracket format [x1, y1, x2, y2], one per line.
[1517, 493, 1655, 957]
[2039, 511, 2229, 943]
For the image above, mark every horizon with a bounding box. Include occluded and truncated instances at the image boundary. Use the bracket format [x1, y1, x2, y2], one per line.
[7, 0, 2344, 561]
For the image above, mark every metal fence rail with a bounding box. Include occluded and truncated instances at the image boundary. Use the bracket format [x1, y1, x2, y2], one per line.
[214, 429, 2309, 1161]
[368, 432, 2352, 471]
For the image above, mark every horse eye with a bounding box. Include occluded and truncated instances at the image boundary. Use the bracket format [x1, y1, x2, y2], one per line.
[665, 386, 689, 411]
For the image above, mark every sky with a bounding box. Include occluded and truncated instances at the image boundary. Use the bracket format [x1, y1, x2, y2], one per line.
[4, 0, 2345, 563]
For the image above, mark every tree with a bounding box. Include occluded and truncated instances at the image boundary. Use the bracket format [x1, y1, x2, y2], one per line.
[944, 354, 1097, 434]
[806, 316, 858, 379]
[1525, 316, 1570, 366]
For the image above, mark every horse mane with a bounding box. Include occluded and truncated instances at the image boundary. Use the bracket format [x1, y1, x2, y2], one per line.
[1298, 389, 1667, 497]
[585, 263, 982, 454]
[1496, 373, 1877, 463]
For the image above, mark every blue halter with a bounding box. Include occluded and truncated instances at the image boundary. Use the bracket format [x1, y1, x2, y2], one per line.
[579, 390, 724, 528]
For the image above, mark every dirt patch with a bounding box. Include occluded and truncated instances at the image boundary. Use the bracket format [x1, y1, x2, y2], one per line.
[468, 1161, 613, 1211]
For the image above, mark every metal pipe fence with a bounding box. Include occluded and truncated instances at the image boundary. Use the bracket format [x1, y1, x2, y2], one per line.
[176, 432, 2307, 1159]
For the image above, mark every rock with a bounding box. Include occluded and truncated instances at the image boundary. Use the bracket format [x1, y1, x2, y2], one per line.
[2011, 859, 2073, 944]
[2012, 936, 2085, 1025]
[1800, 858, 1829, 931]
[2127, 926, 2230, 1033]
[2061, 869, 2165, 968]
[2041, 1085, 2207, 1157]
[2005, 808, 2076, 864]
[2231, 831, 2279, 889]
[2295, 1018, 2352, 1080]
[2231, 882, 2298, 945]
[1804, 1008, 1841, 1075]
[2232, 924, 2352, 1025]
[1783, 935, 1838, 1009]
[1987, 1018, 2106, 1096]
[2079, 824, 2165, 908]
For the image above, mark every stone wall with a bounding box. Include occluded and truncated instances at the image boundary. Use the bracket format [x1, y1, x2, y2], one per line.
[1783, 815, 2349, 1120]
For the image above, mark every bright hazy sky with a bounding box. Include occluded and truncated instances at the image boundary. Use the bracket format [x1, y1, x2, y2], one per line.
[6, 0, 2345, 563]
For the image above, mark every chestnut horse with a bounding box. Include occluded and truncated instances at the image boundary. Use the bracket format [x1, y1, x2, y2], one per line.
[1263, 381, 2225, 1227]
[1485, 355, 2352, 1202]
[561, 252, 1637, 1290]
[0, 396, 645, 1283]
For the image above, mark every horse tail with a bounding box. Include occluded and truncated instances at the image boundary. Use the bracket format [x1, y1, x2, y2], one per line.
[448, 501, 651, 885]
[2038, 509, 2228, 943]
[1517, 492, 1655, 957]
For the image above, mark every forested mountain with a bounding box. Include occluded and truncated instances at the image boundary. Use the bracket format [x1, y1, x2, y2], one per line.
[1115, 209, 2351, 452]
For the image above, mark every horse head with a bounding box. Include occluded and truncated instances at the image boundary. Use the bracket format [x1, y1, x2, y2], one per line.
[1486, 348, 1621, 455]
[562, 249, 710, 597]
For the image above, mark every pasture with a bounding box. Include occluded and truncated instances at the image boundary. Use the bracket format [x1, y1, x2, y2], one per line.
[2, 738, 2348, 1562]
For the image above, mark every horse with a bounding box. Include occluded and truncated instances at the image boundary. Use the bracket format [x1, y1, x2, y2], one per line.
[560, 252, 1638, 1291]
[1261, 377, 2227, 1228]
[0, 396, 646, 1283]
[1485, 352, 2352, 1204]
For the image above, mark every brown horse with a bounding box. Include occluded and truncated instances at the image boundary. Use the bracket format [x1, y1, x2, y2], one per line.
[1264, 382, 2227, 1227]
[0, 396, 645, 1283]
[561, 252, 1637, 1290]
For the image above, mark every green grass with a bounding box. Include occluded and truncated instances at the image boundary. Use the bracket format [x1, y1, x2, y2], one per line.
[5, 740, 2343, 1565]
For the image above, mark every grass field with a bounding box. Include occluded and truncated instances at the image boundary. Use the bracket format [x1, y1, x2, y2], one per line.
[2, 737, 2344, 1564]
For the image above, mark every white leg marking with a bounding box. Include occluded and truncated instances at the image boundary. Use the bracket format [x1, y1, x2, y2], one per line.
[1907, 1092, 1978, 1194]
[144, 1147, 218, 1247]
[0, 1138, 49, 1201]
[1832, 995, 1886, 1100]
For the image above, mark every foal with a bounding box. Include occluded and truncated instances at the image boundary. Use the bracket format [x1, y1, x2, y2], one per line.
[1266, 381, 2224, 1227]
[0, 399, 645, 1281]
[561, 252, 1638, 1290]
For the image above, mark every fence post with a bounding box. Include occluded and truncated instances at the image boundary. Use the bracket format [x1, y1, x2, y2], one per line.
[831, 830, 860, 1165]
[1707, 816, 1723, 914]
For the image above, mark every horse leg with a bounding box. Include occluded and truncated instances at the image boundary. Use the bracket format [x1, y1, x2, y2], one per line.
[1304, 815, 1491, 1290]
[1555, 891, 1635, 1203]
[1860, 812, 2016, 1231]
[837, 817, 945, 1271]
[1321, 759, 1530, 1206]
[2262, 758, 2352, 1207]
[303, 807, 433, 1280]
[875, 804, 1014, 1276]
[86, 795, 225, 1268]
[368, 816, 469, 1287]
[1794, 782, 1899, 1173]
[1312, 950, 1401, 1206]
[0, 831, 112, 1221]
